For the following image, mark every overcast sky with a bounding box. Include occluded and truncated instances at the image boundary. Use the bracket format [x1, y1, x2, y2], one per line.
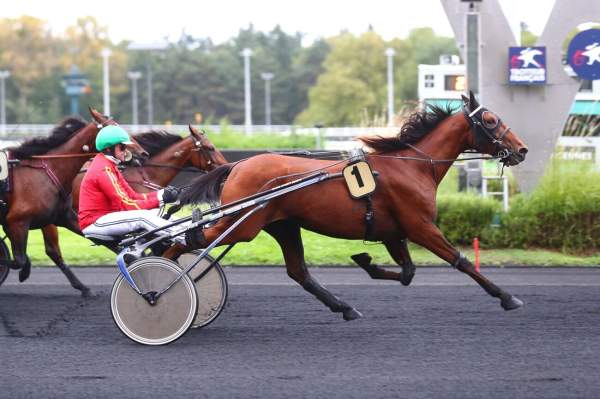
[4, 0, 557, 44]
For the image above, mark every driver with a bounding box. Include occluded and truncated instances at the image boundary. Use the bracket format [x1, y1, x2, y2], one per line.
[79, 125, 184, 242]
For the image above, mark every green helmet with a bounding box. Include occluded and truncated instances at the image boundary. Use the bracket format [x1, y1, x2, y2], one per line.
[96, 125, 133, 151]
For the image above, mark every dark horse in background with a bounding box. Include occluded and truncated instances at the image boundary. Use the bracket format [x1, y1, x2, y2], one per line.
[38, 125, 227, 295]
[0, 109, 148, 293]
[175, 92, 529, 320]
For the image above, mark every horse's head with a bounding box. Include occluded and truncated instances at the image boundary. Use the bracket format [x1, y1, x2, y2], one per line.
[88, 107, 150, 162]
[461, 92, 528, 166]
[187, 124, 228, 171]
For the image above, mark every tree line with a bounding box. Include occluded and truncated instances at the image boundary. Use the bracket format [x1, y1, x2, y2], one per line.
[0, 16, 458, 126]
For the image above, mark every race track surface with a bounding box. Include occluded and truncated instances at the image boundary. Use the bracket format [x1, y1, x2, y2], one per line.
[1, 267, 600, 399]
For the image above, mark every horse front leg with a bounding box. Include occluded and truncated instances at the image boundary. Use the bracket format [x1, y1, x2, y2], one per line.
[350, 238, 416, 286]
[265, 220, 362, 321]
[5, 220, 32, 282]
[41, 225, 91, 297]
[409, 222, 523, 311]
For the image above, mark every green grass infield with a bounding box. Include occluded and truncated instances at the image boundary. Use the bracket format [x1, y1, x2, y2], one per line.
[19, 227, 600, 267]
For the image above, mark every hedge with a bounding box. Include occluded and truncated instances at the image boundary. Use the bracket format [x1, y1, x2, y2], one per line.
[435, 161, 600, 253]
[436, 193, 499, 246]
[487, 162, 600, 253]
[205, 122, 315, 149]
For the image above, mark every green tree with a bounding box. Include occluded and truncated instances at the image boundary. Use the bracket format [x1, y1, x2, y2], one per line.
[61, 17, 129, 119]
[0, 16, 62, 122]
[124, 25, 329, 125]
[297, 28, 458, 126]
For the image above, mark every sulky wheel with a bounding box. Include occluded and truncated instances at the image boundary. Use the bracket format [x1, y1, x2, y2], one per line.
[0, 239, 11, 287]
[110, 257, 198, 346]
[177, 251, 228, 329]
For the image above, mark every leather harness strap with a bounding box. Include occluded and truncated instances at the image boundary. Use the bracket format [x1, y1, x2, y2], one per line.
[346, 149, 377, 242]
[22, 160, 69, 200]
[364, 194, 376, 241]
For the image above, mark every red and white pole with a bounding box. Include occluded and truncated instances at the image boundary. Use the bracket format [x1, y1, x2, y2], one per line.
[473, 237, 480, 272]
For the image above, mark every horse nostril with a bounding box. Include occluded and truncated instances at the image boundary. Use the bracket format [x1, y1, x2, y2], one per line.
[519, 147, 528, 155]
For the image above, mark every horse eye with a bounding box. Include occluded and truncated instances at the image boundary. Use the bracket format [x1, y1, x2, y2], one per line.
[482, 112, 498, 128]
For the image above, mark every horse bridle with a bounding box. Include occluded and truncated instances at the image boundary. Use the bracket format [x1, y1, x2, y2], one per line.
[130, 137, 211, 190]
[192, 133, 217, 168]
[462, 104, 513, 164]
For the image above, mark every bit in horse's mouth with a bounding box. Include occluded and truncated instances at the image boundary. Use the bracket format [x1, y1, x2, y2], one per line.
[505, 152, 525, 166]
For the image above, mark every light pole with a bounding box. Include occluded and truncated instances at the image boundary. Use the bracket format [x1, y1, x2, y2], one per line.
[127, 71, 142, 126]
[127, 42, 169, 126]
[261, 72, 274, 130]
[385, 48, 396, 126]
[241, 48, 253, 134]
[101, 48, 112, 116]
[0, 70, 10, 135]
[464, 0, 480, 97]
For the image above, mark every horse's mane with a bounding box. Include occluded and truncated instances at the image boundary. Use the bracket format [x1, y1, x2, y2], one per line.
[9, 117, 88, 159]
[359, 104, 455, 154]
[134, 130, 183, 157]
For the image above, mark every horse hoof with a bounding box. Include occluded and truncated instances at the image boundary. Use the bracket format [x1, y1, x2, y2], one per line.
[501, 295, 523, 311]
[399, 273, 414, 287]
[343, 308, 363, 321]
[350, 253, 372, 268]
[18, 268, 30, 282]
[80, 288, 93, 298]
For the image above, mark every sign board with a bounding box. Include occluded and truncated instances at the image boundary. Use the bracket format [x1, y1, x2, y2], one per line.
[343, 161, 376, 199]
[567, 28, 600, 80]
[556, 146, 596, 162]
[508, 46, 547, 84]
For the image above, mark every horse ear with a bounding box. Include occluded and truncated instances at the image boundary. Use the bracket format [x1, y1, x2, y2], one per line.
[461, 94, 469, 105]
[88, 107, 107, 124]
[469, 90, 479, 109]
[188, 124, 198, 137]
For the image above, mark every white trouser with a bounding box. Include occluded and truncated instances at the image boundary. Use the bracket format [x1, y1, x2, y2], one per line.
[82, 209, 190, 243]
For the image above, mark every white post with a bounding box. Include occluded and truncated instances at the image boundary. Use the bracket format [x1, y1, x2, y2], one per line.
[0, 70, 9, 135]
[127, 71, 142, 126]
[385, 48, 396, 126]
[502, 176, 509, 211]
[482, 177, 488, 197]
[146, 62, 154, 126]
[101, 48, 112, 116]
[241, 48, 253, 134]
[261, 72, 274, 131]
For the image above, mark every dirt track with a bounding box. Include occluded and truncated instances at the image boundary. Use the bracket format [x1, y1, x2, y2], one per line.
[1, 267, 600, 399]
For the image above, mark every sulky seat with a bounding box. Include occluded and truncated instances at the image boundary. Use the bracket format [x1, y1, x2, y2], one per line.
[84, 233, 120, 243]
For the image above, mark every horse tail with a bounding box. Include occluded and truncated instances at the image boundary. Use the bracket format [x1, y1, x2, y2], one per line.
[180, 163, 234, 205]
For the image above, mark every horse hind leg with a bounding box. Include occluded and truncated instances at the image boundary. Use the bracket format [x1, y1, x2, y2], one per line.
[42, 225, 91, 297]
[265, 220, 362, 321]
[351, 238, 415, 286]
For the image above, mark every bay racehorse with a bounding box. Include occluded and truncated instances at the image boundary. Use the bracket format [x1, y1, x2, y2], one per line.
[39, 125, 227, 295]
[175, 92, 529, 320]
[0, 109, 148, 291]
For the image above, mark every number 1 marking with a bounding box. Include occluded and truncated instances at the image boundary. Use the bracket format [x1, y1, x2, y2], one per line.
[350, 165, 364, 188]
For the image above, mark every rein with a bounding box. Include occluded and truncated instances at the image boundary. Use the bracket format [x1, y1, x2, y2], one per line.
[370, 148, 505, 182]
[369, 150, 505, 164]
[250, 147, 505, 193]
[30, 153, 97, 159]
[20, 160, 69, 200]
[127, 163, 207, 191]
